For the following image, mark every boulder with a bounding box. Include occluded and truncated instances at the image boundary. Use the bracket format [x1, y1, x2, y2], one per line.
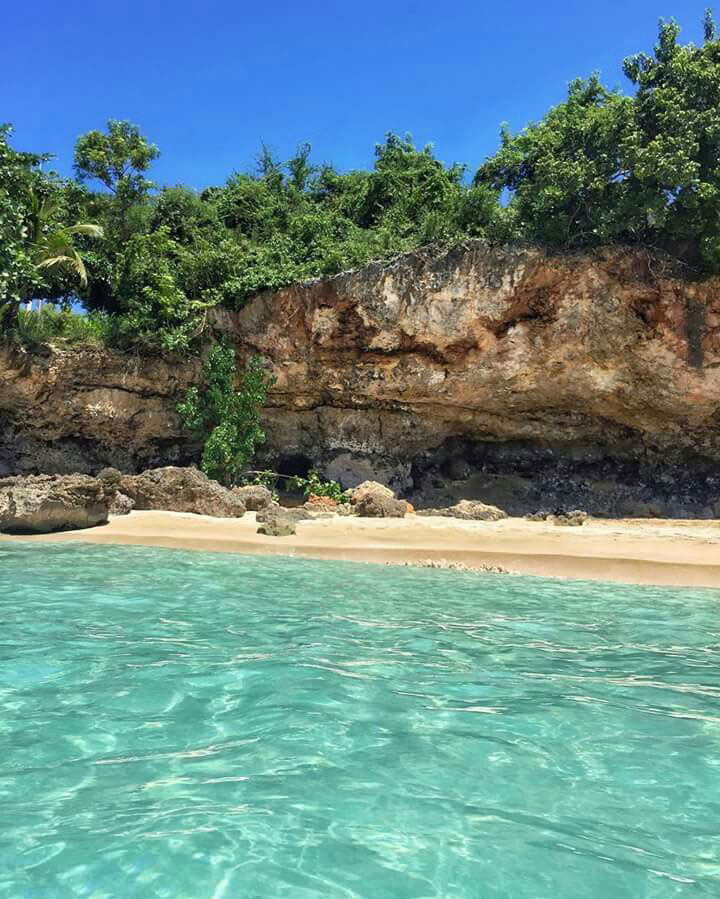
[109, 492, 134, 516]
[255, 504, 310, 536]
[118, 467, 246, 517]
[257, 518, 296, 537]
[418, 500, 507, 521]
[0, 473, 112, 533]
[349, 480, 396, 504]
[232, 484, 274, 511]
[551, 510, 588, 527]
[526, 508, 588, 526]
[525, 509, 552, 522]
[256, 505, 311, 524]
[348, 480, 406, 517]
[354, 492, 407, 518]
[96, 467, 123, 489]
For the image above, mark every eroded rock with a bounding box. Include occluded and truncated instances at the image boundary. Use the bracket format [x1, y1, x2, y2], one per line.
[119, 467, 246, 517]
[257, 518, 296, 537]
[255, 504, 312, 536]
[354, 493, 407, 519]
[347, 479, 406, 518]
[232, 484, 273, 511]
[0, 473, 111, 533]
[109, 492, 134, 516]
[97, 467, 123, 489]
[349, 481, 396, 505]
[256, 505, 311, 524]
[551, 510, 589, 527]
[4, 242, 720, 517]
[418, 500, 507, 521]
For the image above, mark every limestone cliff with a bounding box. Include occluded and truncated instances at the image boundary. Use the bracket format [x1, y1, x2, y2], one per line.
[2, 242, 720, 516]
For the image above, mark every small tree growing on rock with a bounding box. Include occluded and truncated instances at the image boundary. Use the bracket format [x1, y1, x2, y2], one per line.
[178, 340, 275, 485]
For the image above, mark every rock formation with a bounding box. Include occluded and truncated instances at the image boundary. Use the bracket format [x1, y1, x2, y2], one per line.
[118, 467, 246, 517]
[417, 500, 508, 521]
[232, 484, 274, 511]
[2, 242, 720, 516]
[348, 480, 407, 518]
[0, 473, 113, 533]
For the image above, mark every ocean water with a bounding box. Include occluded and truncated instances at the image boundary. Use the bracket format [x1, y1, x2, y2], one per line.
[1, 544, 719, 898]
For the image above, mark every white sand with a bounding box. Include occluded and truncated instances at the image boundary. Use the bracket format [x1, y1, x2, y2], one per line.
[3, 511, 720, 589]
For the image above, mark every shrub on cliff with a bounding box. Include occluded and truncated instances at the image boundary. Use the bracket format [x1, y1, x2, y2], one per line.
[14, 307, 111, 347]
[178, 341, 275, 485]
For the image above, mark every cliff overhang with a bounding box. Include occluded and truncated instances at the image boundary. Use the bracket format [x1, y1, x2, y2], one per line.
[2, 241, 719, 517]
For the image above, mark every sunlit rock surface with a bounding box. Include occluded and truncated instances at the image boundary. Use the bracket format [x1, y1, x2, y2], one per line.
[2, 242, 720, 516]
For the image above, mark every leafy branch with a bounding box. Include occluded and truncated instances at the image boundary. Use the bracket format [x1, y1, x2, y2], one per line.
[177, 340, 275, 485]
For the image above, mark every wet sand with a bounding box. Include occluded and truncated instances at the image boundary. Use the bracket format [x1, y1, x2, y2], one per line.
[3, 511, 720, 589]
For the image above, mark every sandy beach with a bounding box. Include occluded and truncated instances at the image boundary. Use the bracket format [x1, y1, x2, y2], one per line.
[3, 510, 720, 589]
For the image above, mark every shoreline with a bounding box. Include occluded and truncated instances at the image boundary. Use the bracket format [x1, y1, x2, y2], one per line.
[2, 510, 720, 589]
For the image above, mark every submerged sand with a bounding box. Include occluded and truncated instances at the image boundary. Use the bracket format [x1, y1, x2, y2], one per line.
[2, 511, 720, 589]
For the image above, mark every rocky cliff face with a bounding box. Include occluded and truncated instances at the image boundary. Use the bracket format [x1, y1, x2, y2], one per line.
[2, 242, 720, 516]
[0, 346, 200, 475]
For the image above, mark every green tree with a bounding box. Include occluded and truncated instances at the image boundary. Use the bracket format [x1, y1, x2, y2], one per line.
[73, 119, 159, 202]
[28, 189, 103, 287]
[108, 228, 203, 353]
[178, 342, 276, 484]
[476, 12, 720, 269]
[0, 125, 46, 328]
[73, 120, 159, 248]
[622, 13, 720, 265]
[1, 127, 104, 331]
[287, 142, 316, 193]
[476, 76, 634, 246]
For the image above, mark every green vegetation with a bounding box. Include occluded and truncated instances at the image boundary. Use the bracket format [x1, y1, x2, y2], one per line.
[239, 468, 348, 503]
[13, 306, 112, 348]
[177, 341, 275, 485]
[478, 13, 720, 266]
[289, 470, 349, 504]
[1, 12, 719, 353]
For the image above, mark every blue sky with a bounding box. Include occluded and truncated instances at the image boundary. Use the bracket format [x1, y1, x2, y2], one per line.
[3, 0, 711, 188]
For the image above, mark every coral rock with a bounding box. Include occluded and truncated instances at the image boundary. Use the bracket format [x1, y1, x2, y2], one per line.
[109, 492, 134, 516]
[354, 493, 407, 519]
[257, 518, 296, 537]
[0, 473, 112, 533]
[419, 500, 507, 521]
[232, 485, 274, 511]
[118, 467, 246, 517]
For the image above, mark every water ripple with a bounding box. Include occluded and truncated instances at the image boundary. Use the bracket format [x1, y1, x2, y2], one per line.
[1, 542, 719, 897]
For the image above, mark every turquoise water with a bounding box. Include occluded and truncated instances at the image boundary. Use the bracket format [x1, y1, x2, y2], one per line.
[2, 545, 720, 898]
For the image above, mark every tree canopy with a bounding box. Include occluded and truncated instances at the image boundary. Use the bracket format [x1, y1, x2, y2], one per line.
[476, 12, 720, 266]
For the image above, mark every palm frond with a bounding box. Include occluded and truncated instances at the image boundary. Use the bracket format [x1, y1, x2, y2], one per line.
[66, 223, 104, 239]
[36, 251, 88, 286]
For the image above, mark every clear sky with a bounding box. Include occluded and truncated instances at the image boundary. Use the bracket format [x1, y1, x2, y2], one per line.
[3, 0, 711, 188]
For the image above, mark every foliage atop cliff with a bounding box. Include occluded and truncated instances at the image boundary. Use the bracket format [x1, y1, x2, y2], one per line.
[2, 12, 719, 353]
[478, 13, 720, 268]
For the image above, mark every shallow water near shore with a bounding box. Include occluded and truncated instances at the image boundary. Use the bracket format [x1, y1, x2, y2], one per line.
[2, 543, 719, 897]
